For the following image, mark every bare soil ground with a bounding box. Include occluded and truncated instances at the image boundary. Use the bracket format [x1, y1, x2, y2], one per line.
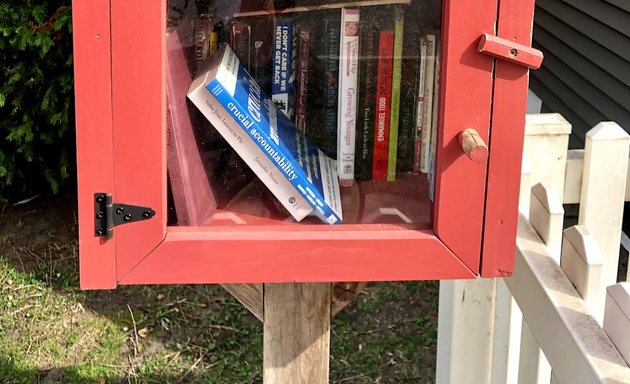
[0, 192, 439, 383]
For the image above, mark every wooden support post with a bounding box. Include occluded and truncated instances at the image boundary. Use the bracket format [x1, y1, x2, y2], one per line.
[222, 284, 263, 322]
[578, 122, 630, 286]
[561, 226, 604, 324]
[263, 283, 331, 384]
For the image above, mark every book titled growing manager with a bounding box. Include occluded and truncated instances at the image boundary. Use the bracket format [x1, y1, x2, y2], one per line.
[188, 45, 343, 224]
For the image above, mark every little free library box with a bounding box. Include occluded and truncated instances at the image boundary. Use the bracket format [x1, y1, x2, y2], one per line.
[74, 0, 542, 289]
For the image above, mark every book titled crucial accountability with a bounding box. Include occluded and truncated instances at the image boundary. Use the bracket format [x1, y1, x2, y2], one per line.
[188, 45, 343, 224]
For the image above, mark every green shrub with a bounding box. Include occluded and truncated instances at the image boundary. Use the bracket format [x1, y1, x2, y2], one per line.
[0, 1, 73, 199]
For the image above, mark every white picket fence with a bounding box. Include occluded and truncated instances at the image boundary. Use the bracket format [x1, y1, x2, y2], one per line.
[436, 114, 630, 384]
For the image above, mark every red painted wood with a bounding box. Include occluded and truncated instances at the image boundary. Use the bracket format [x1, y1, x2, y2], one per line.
[478, 33, 543, 70]
[73, 0, 116, 289]
[74, 0, 533, 286]
[111, 0, 167, 279]
[119, 226, 476, 284]
[433, 0, 498, 273]
[480, 0, 536, 277]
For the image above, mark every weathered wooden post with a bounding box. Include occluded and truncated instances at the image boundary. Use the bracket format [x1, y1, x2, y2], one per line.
[264, 283, 332, 384]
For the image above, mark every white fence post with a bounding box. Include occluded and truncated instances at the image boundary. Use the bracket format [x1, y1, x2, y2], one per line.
[512, 116, 570, 384]
[491, 279, 522, 384]
[516, 183, 564, 384]
[436, 279, 496, 384]
[604, 283, 630, 364]
[522, 114, 572, 197]
[488, 156, 534, 384]
[578, 122, 630, 286]
[529, 183, 564, 261]
[561, 226, 605, 324]
[518, 322, 552, 384]
[506, 216, 630, 383]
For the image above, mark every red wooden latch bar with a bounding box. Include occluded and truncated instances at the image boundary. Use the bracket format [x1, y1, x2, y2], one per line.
[477, 33, 543, 69]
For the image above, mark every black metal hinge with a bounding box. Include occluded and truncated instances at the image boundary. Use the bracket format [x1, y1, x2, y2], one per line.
[94, 193, 156, 239]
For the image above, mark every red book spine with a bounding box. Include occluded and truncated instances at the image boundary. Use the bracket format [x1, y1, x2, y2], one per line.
[372, 31, 394, 180]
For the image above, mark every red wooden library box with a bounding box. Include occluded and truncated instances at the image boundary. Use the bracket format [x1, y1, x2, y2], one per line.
[74, 0, 541, 289]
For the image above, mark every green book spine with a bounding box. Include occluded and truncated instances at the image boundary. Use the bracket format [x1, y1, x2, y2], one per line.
[386, 7, 404, 181]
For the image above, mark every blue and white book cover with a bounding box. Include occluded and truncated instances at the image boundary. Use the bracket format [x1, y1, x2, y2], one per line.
[189, 45, 343, 224]
[271, 19, 297, 119]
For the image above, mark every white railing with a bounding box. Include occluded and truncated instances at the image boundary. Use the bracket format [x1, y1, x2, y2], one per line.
[437, 114, 630, 384]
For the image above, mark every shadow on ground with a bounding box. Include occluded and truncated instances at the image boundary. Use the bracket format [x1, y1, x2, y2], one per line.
[0, 192, 439, 384]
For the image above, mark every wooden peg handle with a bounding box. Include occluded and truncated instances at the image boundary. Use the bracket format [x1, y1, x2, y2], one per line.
[459, 129, 488, 164]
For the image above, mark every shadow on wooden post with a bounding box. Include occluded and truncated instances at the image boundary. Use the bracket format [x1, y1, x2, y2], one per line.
[263, 283, 331, 384]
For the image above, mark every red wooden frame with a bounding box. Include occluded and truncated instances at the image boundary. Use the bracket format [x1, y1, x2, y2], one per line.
[74, 0, 535, 288]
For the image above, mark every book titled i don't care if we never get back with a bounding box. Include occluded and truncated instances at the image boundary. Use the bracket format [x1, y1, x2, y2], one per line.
[187, 45, 343, 224]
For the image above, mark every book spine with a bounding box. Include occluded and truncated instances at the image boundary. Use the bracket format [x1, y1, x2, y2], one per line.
[419, 34, 435, 173]
[272, 20, 297, 119]
[396, 24, 419, 174]
[337, 8, 360, 187]
[295, 29, 311, 133]
[371, 31, 394, 180]
[187, 86, 312, 222]
[386, 8, 404, 182]
[194, 14, 212, 67]
[231, 20, 251, 71]
[250, 16, 273, 94]
[428, 40, 440, 202]
[324, 18, 341, 157]
[412, 39, 427, 174]
[354, 22, 379, 181]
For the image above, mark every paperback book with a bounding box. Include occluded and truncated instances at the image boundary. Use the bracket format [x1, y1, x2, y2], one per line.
[412, 37, 427, 174]
[396, 21, 420, 174]
[188, 45, 343, 224]
[295, 27, 311, 133]
[386, 7, 404, 181]
[336, 8, 360, 186]
[354, 16, 379, 181]
[428, 39, 440, 202]
[418, 33, 436, 173]
[272, 18, 298, 119]
[323, 15, 341, 158]
[371, 29, 394, 180]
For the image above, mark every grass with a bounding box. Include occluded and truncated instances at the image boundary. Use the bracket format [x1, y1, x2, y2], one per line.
[0, 195, 439, 383]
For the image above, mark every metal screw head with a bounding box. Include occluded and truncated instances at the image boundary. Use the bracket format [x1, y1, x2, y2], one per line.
[96, 211, 104, 219]
[96, 195, 104, 203]
[96, 228, 104, 236]
[116, 207, 124, 215]
[143, 211, 152, 218]
[123, 214, 132, 221]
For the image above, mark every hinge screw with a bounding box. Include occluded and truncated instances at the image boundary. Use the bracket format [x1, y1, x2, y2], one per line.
[143, 211, 152, 218]
[96, 211, 104, 219]
[96, 195, 104, 203]
[96, 228, 104, 236]
[123, 214, 133, 221]
[116, 207, 124, 215]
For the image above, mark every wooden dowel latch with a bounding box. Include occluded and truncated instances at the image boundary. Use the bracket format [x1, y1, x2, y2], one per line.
[459, 128, 488, 164]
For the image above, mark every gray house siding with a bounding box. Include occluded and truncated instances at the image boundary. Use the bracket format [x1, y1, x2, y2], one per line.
[530, 0, 630, 148]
